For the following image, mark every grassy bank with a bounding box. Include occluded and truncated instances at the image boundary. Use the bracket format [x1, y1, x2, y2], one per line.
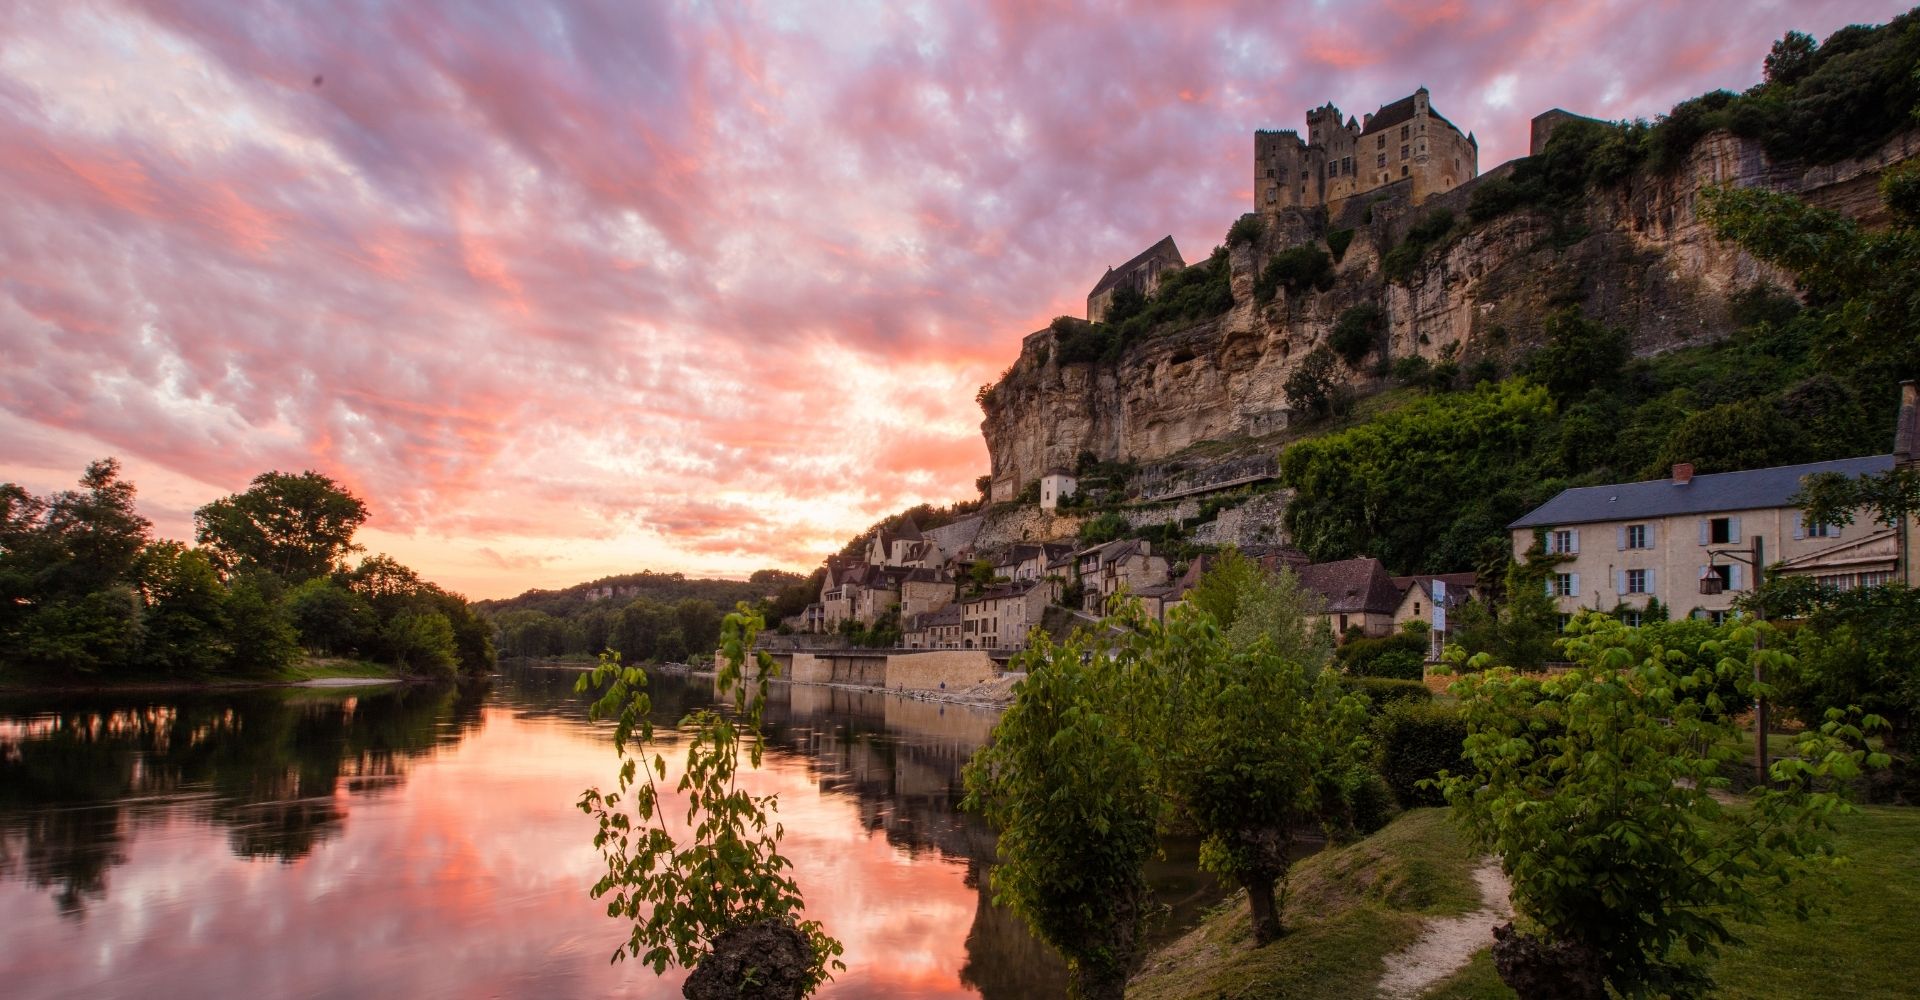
[0, 654, 407, 693]
[1132, 805, 1920, 1000]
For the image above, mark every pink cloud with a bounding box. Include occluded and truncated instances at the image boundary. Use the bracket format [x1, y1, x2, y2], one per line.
[1, 0, 1908, 597]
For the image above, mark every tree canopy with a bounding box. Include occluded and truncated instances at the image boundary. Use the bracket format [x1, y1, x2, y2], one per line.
[194, 470, 370, 582]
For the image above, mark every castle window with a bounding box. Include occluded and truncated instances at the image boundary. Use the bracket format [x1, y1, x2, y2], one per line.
[1343, 156, 1352, 174]
[1266, 168, 1275, 178]
[1401, 144, 1410, 159]
[1378, 136, 1386, 149]
[1377, 153, 1387, 168]
[1402, 165, 1409, 176]
[1401, 124, 1409, 139]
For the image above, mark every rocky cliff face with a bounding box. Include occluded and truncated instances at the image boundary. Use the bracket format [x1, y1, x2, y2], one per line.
[981, 129, 1920, 496]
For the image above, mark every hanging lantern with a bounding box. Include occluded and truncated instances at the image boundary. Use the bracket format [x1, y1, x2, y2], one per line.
[1698, 566, 1725, 595]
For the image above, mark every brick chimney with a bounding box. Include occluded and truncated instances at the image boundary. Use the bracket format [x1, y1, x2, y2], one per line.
[1672, 463, 1694, 485]
[1897, 380, 1919, 465]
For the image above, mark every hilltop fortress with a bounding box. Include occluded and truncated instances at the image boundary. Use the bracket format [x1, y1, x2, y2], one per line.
[1254, 87, 1479, 215]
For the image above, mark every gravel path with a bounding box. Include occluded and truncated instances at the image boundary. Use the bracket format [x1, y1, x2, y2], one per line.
[1375, 859, 1512, 999]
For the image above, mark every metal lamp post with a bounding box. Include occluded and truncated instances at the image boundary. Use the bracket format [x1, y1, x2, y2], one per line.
[1703, 536, 1767, 784]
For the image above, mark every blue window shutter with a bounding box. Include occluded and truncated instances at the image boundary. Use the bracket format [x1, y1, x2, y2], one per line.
[1614, 569, 1624, 593]
[1793, 512, 1805, 540]
[1570, 572, 1581, 596]
[1699, 519, 1709, 545]
[1730, 516, 1742, 543]
[1617, 526, 1626, 550]
[1647, 568, 1656, 593]
[1570, 528, 1580, 554]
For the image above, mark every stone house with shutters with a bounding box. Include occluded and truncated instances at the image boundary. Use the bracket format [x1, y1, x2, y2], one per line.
[1509, 457, 1895, 625]
[904, 605, 963, 649]
[960, 579, 1057, 651]
[1391, 572, 1480, 657]
[1075, 539, 1172, 615]
[1296, 557, 1403, 640]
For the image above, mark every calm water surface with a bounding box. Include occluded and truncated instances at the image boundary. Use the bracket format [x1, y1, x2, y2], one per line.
[0, 666, 1225, 999]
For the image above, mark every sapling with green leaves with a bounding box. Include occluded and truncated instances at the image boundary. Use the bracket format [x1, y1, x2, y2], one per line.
[576, 604, 842, 1000]
[962, 628, 1161, 1000]
[1439, 612, 1887, 1000]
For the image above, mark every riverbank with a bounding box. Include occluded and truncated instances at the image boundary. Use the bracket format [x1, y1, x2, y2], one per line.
[1129, 805, 1920, 1000]
[519, 656, 1025, 711]
[0, 655, 416, 694]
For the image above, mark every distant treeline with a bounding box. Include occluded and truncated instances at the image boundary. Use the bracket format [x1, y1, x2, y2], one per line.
[0, 464, 494, 681]
[481, 568, 812, 662]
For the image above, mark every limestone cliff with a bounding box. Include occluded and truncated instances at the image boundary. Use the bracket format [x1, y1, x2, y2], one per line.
[981, 129, 1920, 497]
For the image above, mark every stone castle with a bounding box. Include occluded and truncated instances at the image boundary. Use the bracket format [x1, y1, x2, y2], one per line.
[1254, 87, 1478, 215]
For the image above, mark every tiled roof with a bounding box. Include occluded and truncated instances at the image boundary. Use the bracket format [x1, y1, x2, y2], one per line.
[1360, 93, 1419, 136]
[1088, 236, 1184, 297]
[1297, 557, 1401, 614]
[907, 605, 962, 629]
[1509, 456, 1894, 529]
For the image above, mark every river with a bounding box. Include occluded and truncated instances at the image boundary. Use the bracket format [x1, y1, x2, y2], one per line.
[0, 665, 1228, 998]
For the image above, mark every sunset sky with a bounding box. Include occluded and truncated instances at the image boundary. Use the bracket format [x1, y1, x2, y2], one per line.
[0, 0, 1906, 600]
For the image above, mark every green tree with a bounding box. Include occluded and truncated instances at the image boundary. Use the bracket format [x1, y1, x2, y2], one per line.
[195, 471, 370, 582]
[1142, 605, 1372, 942]
[40, 459, 152, 595]
[134, 542, 229, 674]
[285, 575, 376, 656]
[1329, 303, 1385, 367]
[1441, 614, 1885, 999]
[1525, 308, 1630, 402]
[1650, 397, 1809, 475]
[1764, 29, 1818, 85]
[222, 577, 298, 673]
[577, 605, 842, 998]
[1760, 582, 1920, 758]
[1282, 347, 1345, 421]
[383, 610, 458, 679]
[963, 628, 1160, 1000]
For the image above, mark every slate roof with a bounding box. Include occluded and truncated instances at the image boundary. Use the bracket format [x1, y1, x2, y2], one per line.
[1297, 557, 1402, 614]
[1357, 88, 1466, 141]
[907, 605, 962, 629]
[1508, 456, 1894, 530]
[1392, 573, 1479, 607]
[1088, 236, 1184, 297]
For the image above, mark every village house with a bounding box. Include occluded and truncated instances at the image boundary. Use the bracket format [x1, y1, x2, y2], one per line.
[815, 560, 917, 632]
[995, 542, 1077, 583]
[899, 567, 956, 620]
[1391, 572, 1480, 658]
[1040, 469, 1078, 511]
[1075, 538, 1172, 615]
[960, 579, 1057, 650]
[1296, 556, 1403, 639]
[1509, 457, 1894, 625]
[904, 605, 963, 649]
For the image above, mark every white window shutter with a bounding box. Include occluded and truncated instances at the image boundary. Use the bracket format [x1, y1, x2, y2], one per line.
[1570, 572, 1581, 597]
[1730, 564, 1742, 591]
[1647, 568, 1656, 593]
[1570, 529, 1580, 554]
[1793, 513, 1804, 540]
[1699, 519, 1709, 545]
[1649, 523, 1657, 548]
[1545, 578, 1555, 598]
[1833, 520, 1843, 539]
[1617, 526, 1626, 550]
[1730, 516, 1742, 543]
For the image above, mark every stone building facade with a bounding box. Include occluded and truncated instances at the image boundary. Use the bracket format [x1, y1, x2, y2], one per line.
[1086, 236, 1185, 322]
[1254, 87, 1477, 216]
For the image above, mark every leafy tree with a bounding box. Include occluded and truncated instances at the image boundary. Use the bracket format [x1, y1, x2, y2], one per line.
[578, 606, 842, 998]
[40, 459, 152, 596]
[195, 471, 370, 582]
[1525, 308, 1631, 401]
[1282, 347, 1344, 421]
[1704, 160, 1920, 384]
[134, 542, 229, 674]
[222, 577, 298, 673]
[1140, 605, 1372, 942]
[1650, 397, 1809, 475]
[1759, 582, 1920, 758]
[1441, 614, 1885, 999]
[1186, 550, 1333, 668]
[382, 610, 458, 679]
[285, 576, 376, 656]
[1764, 29, 1818, 85]
[963, 627, 1160, 1000]
[1225, 214, 1266, 247]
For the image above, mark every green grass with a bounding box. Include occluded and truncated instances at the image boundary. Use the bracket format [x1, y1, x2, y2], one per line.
[1132, 804, 1920, 1000]
[1128, 809, 1484, 1000]
[275, 656, 403, 682]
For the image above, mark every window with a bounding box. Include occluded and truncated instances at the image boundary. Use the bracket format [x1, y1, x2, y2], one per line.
[1708, 564, 1734, 590]
[1709, 517, 1733, 544]
[1707, 610, 1730, 626]
[1400, 144, 1410, 159]
[1401, 124, 1409, 139]
[1414, 601, 1422, 616]
[1342, 156, 1352, 174]
[1377, 153, 1387, 168]
[1625, 524, 1649, 549]
[1552, 573, 1575, 597]
[1265, 167, 1275, 178]
[1622, 610, 1644, 627]
[1625, 568, 1649, 594]
[1861, 571, 1893, 588]
[1402, 165, 1409, 177]
[1377, 135, 1385, 149]
[1338, 614, 1350, 632]
[1548, 529, 1579, 554]
[1807, 520, 1837, 538]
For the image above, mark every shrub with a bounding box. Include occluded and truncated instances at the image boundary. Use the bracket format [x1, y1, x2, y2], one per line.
[1382, 208, 1456, 283]
[1336, 630, 1427, 679]
[1326, 228, 1354, 262]
[1373, 701, 1466, 807]
[1255, 245, 1334, 303]
[1330, 303, 1386, 367]
[1339, 675, 1432, 710]
[1226, 214, 1267, 247]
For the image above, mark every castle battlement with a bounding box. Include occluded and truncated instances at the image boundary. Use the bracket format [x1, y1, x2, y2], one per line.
[1255, 87, 1477, 216]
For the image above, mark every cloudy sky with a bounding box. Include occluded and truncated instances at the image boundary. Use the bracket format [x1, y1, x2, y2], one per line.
[0, 0, 1905, 599]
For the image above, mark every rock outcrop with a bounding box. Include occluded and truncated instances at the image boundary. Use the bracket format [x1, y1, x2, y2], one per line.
[981, 129, 1920, 496]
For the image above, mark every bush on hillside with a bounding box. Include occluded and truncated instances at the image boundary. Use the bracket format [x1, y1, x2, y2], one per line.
[1374, 700, 1466, 807]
